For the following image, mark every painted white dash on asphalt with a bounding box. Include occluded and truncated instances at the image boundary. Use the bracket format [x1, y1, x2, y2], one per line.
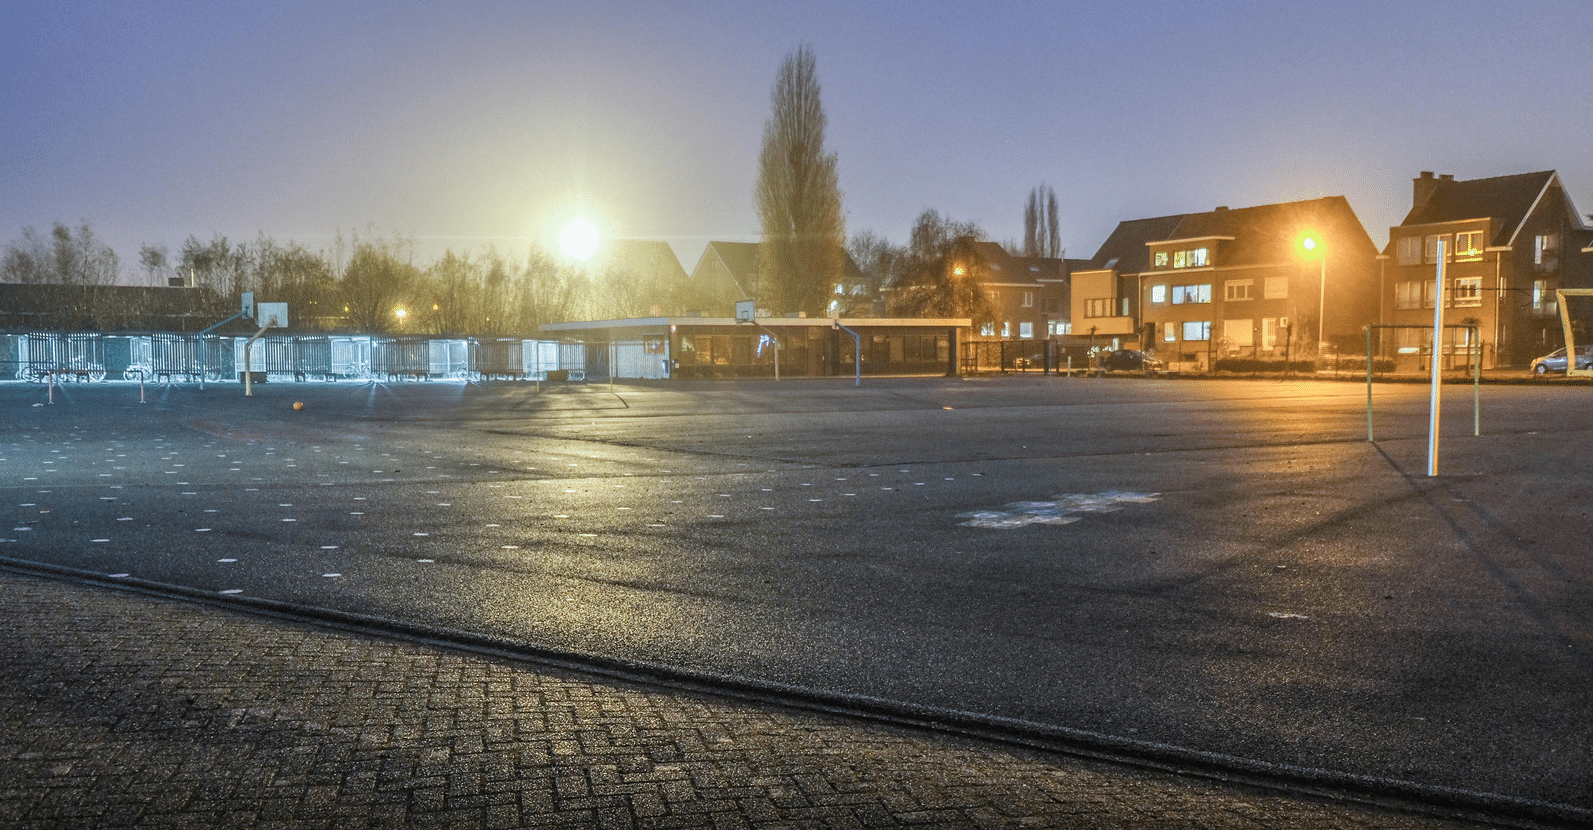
[219, 589, 243, 594]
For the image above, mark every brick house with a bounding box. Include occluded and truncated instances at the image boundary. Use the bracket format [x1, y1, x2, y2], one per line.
[962, 241, 1077, 341]
[1072, 197, 1379, 369]
[1379, 171, 1593, 368]
[688, 241, 868, 318]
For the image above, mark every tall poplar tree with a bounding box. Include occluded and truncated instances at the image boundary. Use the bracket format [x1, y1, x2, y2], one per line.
[755, 45, 844, 317]
[1022, 184, 1062, 258]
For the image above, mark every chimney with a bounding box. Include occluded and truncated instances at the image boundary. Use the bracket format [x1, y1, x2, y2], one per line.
[1413, 171, 1443, 209]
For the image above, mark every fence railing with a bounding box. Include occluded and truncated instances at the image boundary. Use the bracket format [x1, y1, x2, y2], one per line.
[1, 332, 581, 383]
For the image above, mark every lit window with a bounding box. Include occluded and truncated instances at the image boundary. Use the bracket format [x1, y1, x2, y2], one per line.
[1264, 276, 1288, 299]
[1021, 291, 1035, 308]
[1532, 280, 1557, 314]
[1536, 234, 1557, 269]
[1182, 321, 1211, 341]
[1173, 250, 1187, 269]
[1001, 321, 1011, 338]
[1154, 251, 1169, 268]
[1047, 320, 1072, 335]
[1151, 284, 1167, 304]
[1453, 277, 1482, 307]
[1164, 323, 1177, 342]
[1455, 231, 1483, 258]
[1019, 322, 1034, 338]
[1171, 284, 1211, 304]
[980, 322, 995, 336]
[1224, 280, 1253, 301]
[1190, 247, 1208, 267]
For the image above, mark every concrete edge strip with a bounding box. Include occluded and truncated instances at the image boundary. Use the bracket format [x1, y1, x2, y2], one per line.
[0, 555, 1582, 829]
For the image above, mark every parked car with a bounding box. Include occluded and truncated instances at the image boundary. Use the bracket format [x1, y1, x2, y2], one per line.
[1101, 349, 1164, 373]
[1530, 346, 1593, 375]
[1012, 353, 1045, 370]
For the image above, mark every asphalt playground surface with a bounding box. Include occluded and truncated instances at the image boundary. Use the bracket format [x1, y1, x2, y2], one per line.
[2, 374, 1590, 826]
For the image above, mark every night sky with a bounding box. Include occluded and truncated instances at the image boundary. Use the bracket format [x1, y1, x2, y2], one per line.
[4, 0, 1589, 277]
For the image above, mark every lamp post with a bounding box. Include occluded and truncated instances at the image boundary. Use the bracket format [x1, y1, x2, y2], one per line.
[1303, 236, 1326, 355]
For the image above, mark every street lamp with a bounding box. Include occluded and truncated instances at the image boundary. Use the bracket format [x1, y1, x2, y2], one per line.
[1303, 236, 1326, 354]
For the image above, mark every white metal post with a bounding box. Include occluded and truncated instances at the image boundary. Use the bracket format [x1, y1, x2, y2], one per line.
[1428, 240, 1446, 477]
[1318, 256, 1327, 355]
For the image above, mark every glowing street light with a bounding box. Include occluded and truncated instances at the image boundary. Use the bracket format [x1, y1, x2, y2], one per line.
[1303, 236, 1326, 354]
[558, 217, 600, 262]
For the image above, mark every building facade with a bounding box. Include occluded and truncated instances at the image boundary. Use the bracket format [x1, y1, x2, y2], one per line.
[1071, 198, 1379, 369]
[1379, 171, 1593, 369]
[963, 241, 1075, 341]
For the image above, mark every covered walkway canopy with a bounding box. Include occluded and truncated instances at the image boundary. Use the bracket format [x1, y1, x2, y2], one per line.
[541, 316, 969, 380]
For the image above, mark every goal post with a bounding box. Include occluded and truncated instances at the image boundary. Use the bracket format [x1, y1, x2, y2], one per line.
[1363, 323, 1480, 443]
[1556, 289, 1593, 378]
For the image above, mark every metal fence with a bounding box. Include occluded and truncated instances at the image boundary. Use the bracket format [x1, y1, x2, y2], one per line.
[1, 332, 579, 384]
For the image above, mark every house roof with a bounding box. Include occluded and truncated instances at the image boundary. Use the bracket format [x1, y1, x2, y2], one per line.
[965, 241, 1072, 285]
[691, 240, 865, 292]
[0, 283, 224, 332]
[1084, 215, 1186, 273]
[1085, 197, 1368, 272]
[1399, 171, 1562, 247]
[691, 241, 761, 298]
[591, 240, 688, 282]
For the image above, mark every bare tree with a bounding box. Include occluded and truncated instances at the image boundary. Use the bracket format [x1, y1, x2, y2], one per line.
[847, 230, 903, 317]
[139, 244, 171, 286]
[255, 238, 336, 330]
[517, 247, 587, 331]
[2, 222, 119, 286]
[339, 236, 420, 334]
[887, 210, 997, 326]
[755, 44, 845, 317]
[179, 233, 250, 298]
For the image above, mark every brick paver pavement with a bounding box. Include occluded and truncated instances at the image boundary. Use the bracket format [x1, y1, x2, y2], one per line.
[0, 571, 1521, 829]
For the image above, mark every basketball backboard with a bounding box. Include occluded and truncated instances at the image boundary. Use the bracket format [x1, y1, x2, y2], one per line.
[256, 302, 288, 328]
